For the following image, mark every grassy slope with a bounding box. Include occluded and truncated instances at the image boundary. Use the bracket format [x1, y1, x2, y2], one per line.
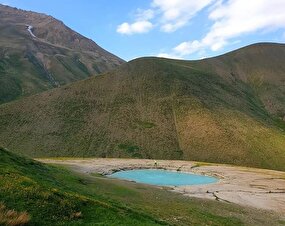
[199, 42, 285, 117]
[0, 31, 122, 105]
[0, 39, 93, 103]
[0, 43, 285, 171]
[0, 147, 166, 225]
[0, 148, 282, 226]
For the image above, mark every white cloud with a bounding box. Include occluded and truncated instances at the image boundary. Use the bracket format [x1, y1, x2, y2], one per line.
[116, 0, 214, 35]
[152, 0, 215, 32]
[202, 0, 285, 50]
[173, 40, 203, 56]
[157, 52, 182, 59]
[117, 0, 285, 56]
[117, 21, 153, 35]
[117, 9, 155, 35]
[135, 9, 155, 21]
[165, 0, 285, 58]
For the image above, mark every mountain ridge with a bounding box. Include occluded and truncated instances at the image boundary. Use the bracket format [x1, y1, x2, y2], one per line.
[0, 42, 285, 171]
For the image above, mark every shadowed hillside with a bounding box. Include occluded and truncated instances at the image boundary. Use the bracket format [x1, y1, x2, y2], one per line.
[0, 43, 285, 170]
[0, 4, 124, 104]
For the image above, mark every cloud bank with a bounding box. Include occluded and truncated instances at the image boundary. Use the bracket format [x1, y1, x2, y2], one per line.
[117, 0, 285, 59]
[117, 0, 213, 35]
[161, 0, 285, 58]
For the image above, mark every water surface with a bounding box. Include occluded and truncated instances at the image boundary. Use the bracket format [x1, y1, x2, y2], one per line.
[109, 169, 218, 186]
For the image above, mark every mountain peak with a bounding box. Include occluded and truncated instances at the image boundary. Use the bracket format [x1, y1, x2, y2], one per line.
[0, 4, 125, 103]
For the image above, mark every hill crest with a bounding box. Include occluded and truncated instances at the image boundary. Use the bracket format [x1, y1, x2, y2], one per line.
[0, 40, 285, 170]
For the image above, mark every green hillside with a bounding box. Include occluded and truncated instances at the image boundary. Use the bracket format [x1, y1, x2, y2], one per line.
[0, 148, 281, 225]
[0, 148, 166, 225]
[0, 43, 285, 170]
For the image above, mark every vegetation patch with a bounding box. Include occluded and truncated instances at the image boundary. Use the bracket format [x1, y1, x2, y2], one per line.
[0, 203, 30, 226]
[136, 120, 156, 129]
[118, 143, 140, 153]
[92, 63, 101, 74]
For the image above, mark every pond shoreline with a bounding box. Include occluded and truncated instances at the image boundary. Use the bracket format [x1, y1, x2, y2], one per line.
[38, 158, 285, 215]
[108, 168, 218, 186]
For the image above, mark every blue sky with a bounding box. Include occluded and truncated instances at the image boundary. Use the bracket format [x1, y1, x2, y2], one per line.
[1, 0, 285, 61]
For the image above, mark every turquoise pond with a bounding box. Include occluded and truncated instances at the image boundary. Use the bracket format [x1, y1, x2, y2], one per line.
[108, 169, 218, 186]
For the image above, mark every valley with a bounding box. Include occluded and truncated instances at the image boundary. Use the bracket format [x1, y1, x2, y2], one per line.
[1, 3, 285, 226]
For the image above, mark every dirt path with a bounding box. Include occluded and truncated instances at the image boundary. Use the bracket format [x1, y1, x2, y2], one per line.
[39, 158, 285, 214]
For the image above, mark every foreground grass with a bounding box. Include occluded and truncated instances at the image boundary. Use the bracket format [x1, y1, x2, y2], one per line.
[0, 148, 166, 225]
[0, 148, 282, 225]
[0, 203, 30, 226]
[66, 169, 283, 226]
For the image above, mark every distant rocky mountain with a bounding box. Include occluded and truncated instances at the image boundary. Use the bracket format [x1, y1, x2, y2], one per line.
[0, 4, 124, 104]
[1, 43, 285, 171]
